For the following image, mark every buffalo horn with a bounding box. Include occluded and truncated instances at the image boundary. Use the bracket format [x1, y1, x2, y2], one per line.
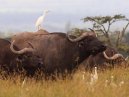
[10, 40, 34, 54]
[88, 28, 97, 37]
[67, 33, 89, 42]
[103, 51, 125, 60]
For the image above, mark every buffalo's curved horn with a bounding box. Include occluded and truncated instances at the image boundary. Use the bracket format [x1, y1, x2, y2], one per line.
[67, 32, 89, 42]
[103, 51, 125, 60]
[10, 40, 34, 54]
[88, 28, 95, 32]
[125, 56, 128, 61]
[88, 28, 97, 37]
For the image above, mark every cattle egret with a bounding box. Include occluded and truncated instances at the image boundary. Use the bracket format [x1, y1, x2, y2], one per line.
[110, 76, 117, 87]
[89, 73, 95, 85]
[119, 81, 124, 87]
[104, 79, 109, 87]
[90, 67, 98, 85]
[94, 67, 98, 81]
[21, 78, 26, 88]
[82, 71, 85, 80]
[35, 10, 50, 30]
[88, 74, 95, 92]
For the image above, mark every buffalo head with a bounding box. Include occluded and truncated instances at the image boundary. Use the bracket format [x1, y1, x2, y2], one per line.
[67, 32, 106, 56]
[84, 46, 126, 70]
[10, 40, 44, 75]
[102, 47, 126, 66]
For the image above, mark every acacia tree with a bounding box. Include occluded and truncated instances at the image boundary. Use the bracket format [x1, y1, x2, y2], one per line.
[116, 19, 129, 47]
[68, 28, 87, 36]
[83, 14, 126, 46]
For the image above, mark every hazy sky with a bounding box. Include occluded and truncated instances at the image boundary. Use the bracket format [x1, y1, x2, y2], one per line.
[0, 0, 129, 33]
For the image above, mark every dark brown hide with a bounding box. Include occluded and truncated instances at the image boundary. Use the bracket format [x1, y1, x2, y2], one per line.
[84, 47, 125, 70]
[0, 39, 17, 65]
[0, 38, 21, 74]
[11, 32, 106, 77]
[36, 29, 49, 34]
[0, 38, 43, 76]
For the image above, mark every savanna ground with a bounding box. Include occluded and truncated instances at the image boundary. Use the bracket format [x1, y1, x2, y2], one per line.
[0, 64, 129, 97]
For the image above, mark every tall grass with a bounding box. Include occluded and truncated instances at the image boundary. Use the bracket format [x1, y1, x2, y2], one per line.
[0, 66, 129, 97]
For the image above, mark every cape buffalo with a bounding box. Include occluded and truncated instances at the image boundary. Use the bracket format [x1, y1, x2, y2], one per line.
[10, 32, 106, 77]
[84, 46, 126, 70]
[0, 38, 43, 76]
[36, 29, 49, 34]
[0, 38, 17, 68]
[0, 38, 23, 77]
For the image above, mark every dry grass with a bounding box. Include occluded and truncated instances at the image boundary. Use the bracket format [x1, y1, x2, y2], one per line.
[0, 66, 129, 97]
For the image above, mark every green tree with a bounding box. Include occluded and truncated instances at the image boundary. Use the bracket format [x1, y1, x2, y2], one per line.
[116, 19, 129, 47]
[83, 14, 126, 46]
[68, 28, 87, 36]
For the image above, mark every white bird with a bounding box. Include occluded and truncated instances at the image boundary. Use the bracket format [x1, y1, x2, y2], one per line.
[119, 81, 124, 87]
[104, 79, 109, 87]
[21, 78, 26, 88]
[89, 73, 95, 85]
[90, 67, 98, 85]
[94, 67, 98, 81]
[85, 67, 98, 92]
[35, 10, 50, 30]
[110, 76, 117, 88]
[82, 71, 86, 80]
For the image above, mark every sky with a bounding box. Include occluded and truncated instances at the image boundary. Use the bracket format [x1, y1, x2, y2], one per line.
[0, 0, 129, 34]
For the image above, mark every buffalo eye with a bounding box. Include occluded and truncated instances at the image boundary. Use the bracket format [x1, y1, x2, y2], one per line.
[17, 56, 23, 60]
[79, 41, 84, 47]
[16, 56, 25, 62]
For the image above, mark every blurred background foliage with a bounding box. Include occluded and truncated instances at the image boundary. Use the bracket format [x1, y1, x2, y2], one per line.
[68, 14, 129, 56]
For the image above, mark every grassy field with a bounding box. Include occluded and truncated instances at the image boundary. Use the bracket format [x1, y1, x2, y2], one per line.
[0, 66, 129, 97]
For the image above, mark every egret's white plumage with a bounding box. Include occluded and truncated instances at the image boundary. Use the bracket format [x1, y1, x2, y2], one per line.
[94, 67, 98, 81]
[110, 76, 117, 87]
[35, 10, 50, 30]
[90, 73, 95, 85]
[86, 67, 98, 92]
[82, 71, 85, 80]
[90, 67, 98, 85]
[104, 79, 109, 87]
[21, 78, 26, 88]
[119, 81, 124, 87]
